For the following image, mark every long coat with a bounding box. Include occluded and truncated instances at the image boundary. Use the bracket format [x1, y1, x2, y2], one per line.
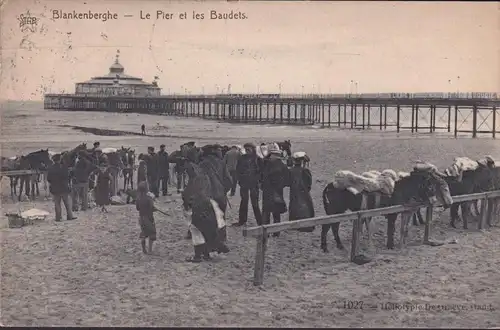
[197, 154, 233, 213]
[289, 166, 315, 232]
[95, 169, 111, 206]
[182, 164, 225, 250]
[261, 157, 290, 214]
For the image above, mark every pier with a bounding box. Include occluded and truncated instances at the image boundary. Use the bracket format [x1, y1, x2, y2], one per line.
[44, 93, 500, 138]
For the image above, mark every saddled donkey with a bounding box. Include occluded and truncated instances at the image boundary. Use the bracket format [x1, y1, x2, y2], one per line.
[119, 147, 136, 190]
[441, 156, 496, 229]
[17, 149, 54, 201]
[322, 163, 453, 252]
[1, 156, 21, 199]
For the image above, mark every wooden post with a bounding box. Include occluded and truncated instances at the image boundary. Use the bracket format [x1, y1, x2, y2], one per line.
[384, 105, 388, 129]
[478, 198, 488, 230]
[447, 105, 451, 132]
[253, 229, 268, 286]
[430, 105, 434, 133]
[415, 105, 419, 132]
[486, 197, 494, 227]
[472, 105, 478, 138]
[411, 105, 415, 133]
[350, 213, 362, 262]
[454, 105, 458, 137]
[328, 104, 331, 127]
[492, 106, 496, 138]
[423, 206, 433, 243]
[396, 105, 401, 133]
[362, 104, 365, 129]
[399, 212, 411, 249]
[367, 104, 371, 128]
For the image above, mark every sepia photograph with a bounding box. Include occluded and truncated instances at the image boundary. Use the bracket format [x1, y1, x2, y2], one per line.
[0, 0, 499, 327]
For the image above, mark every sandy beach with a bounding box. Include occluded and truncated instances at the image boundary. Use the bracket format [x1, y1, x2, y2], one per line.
[1, 101, 499, 327]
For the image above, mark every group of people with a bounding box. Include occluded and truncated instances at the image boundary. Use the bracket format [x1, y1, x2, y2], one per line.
[225, 143, 315, 233]
[46, 141, 112, 221]
[45, 138, 316, 260]
[175, 142, 315, 262]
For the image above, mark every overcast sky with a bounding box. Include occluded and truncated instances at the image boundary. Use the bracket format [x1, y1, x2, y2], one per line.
[1, 0, 498, 100]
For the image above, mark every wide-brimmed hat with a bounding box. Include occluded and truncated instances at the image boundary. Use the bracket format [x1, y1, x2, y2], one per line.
[267, 144, 282, 155]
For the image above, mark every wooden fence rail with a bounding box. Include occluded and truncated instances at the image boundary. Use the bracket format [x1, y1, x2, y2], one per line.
[0, 170, 43, 176]
[242, 190, 500, 286]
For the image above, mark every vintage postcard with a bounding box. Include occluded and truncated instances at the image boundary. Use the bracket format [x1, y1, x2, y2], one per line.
[0, 0, 499, 327]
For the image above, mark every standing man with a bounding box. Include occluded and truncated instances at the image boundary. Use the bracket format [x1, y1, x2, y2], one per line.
[47, 154, 77, 222]
[232, 143, 262, 227]
[141, 124, 146, 135]
[157, 144, 170, 196]
[223, 145, 240, 196]
[145, 146, 160, 198]
[71, 151, 97, 211]
[261, 144, 290, 237]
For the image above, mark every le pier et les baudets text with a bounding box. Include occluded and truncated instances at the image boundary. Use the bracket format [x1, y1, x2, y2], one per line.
[51, 9, 248, 22]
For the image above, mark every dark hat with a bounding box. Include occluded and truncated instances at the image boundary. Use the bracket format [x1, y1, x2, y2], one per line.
[94, 141, 100, 146]
[243, 143, 256, 149]
[160, 144, 166, 148]
[186, 141, 196, 147]
[148, 146, 154, 151]
[202, 144, 218, 154]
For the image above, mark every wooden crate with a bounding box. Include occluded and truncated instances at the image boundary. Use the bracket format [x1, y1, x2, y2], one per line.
[6, 214, 24, 228]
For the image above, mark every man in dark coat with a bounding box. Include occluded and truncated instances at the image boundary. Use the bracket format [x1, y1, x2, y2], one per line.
[289, 153, 315, 232]
[47, 154, 77, 222]
[223, 145, 240, 196]
[71, 151, 97, 211]
[157, 144, 170, 196]
[261, 144, 290, 237]
[145, 146, 160, 198]
[232, 143, 262, 226]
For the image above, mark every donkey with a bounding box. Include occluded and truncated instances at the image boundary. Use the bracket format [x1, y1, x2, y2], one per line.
[441, 157, 496, 229]
[1, 156, 21, 199]
[119, 146, 136, 190]
[17, 149, 53, 201]
[321, 166, 453, 252]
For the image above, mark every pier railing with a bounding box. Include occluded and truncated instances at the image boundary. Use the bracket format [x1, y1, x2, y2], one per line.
[242, 190, 500, 286]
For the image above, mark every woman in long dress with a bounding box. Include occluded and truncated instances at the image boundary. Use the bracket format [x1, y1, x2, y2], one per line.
[289, 153, 315, 232]
[95, 167, 111, 212]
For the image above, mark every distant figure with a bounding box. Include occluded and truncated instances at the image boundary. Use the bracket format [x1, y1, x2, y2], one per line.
[141, 124, 146, 135]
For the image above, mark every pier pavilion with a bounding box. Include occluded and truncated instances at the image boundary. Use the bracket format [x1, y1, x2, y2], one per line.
[74, 50, 161, 97]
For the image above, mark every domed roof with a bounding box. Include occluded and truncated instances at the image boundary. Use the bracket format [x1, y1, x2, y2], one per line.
[109, 53, 124, 74]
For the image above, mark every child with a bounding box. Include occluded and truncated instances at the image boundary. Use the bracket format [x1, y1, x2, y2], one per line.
[135, 181, 157, 254]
